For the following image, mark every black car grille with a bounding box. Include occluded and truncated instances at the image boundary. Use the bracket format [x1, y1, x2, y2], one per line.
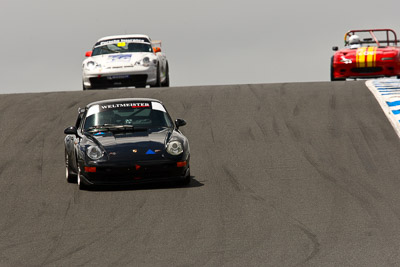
[89, 74, 148, 88]
[351, 67, 383, 73]
[87, 162, 186, 183]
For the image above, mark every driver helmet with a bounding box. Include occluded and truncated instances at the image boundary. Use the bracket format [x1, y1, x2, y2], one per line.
[349, 35, 361, 48]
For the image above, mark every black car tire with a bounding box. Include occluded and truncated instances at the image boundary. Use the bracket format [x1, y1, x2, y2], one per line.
[179, 169, 191, 186]
[77, 167, 90, 190]
[65, 152, 77, 183]
[162, 63, 170, 87]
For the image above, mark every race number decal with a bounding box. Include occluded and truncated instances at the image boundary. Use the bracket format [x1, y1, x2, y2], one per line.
[356, 47, 377, 68]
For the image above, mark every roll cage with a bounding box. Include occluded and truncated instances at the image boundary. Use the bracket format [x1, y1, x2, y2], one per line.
[344, 29, 400, 47]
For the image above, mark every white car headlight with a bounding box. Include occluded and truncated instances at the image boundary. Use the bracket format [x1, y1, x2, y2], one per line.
[136, 57, 154, 67]
[166, 141, 183, 156]
[142, 57, 150, 67]
[87, 145, 103, 160]
[86, 61, 101, 70]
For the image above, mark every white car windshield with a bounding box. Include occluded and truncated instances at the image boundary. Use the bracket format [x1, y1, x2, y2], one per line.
[92, 42, 153, 56]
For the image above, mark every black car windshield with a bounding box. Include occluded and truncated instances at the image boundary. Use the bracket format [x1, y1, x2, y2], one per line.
[83, 102, 173, 130]
[92, 42, 153, 56]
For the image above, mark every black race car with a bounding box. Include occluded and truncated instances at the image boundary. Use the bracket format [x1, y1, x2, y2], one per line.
[64, 98, 190, 190]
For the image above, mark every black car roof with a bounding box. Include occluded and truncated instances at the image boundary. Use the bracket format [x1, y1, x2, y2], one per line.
[86, 98, 162, 108]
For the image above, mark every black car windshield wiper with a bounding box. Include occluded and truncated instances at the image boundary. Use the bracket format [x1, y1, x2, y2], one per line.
[110, 125, 148, 132]
[86, 124, 147, 133]
[86, 124, 117, 132]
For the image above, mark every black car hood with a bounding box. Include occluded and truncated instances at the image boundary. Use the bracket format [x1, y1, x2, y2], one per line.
[91, 127, 172, 162]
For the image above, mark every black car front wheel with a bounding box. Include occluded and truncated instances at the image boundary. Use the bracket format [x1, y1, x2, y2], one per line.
[65, 152, 77, 183]
[178, 168, 191, 186]
[77, 167, 90, 190]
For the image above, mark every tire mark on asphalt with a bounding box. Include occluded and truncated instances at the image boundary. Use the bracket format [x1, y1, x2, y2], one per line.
[302, 150, 381, 228]
[348, 130, 377, 174]
[293, 104, 300, 116]
[254, 120, 268, 142]
[244, 127, 255, 141]
[181, 101, 191, 117]
[222, 165, 264, 201]
[210, 125, 215, 144]
[43, 197, 148, 265]
[0, 160, 10, 181]
[293, 220, 321, 266]
[66, 100, 80, 110]
[285, 121, 301, 140]
[40, 200, 72, 266]
[272, 116, 281, 137]
[329, 94, 337, 110]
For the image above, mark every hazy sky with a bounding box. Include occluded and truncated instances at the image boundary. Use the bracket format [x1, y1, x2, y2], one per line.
[1, 0, 399, 94]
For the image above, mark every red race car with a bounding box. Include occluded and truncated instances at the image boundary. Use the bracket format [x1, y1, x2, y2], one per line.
[331, 29, 400, 81]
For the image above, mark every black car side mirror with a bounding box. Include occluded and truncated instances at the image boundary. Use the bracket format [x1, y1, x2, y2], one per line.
[64, 126, 78, 136]
[332, 46, 338, 51]
[175, 119, 187, 129]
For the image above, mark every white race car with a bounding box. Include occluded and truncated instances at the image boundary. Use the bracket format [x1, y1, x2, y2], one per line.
[82, 34, 169, 90]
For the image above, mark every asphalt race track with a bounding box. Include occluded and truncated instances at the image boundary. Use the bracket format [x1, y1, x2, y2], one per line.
[2, 81, 400, 266]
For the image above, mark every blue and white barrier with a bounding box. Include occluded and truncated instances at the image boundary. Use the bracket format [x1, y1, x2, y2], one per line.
[366, 79, 400, 137]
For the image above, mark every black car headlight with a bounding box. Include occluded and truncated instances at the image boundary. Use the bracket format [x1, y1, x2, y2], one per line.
[166, 141, 183, 156]
[87, 145, 104, 160]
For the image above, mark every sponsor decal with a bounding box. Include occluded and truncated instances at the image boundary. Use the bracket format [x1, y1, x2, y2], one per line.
[107, 54, 132, 63]
[106, 75, 130, 80]
[132, 104, 149, 108]
[101, 103, 150, 109]
[95, 38, 147, 47]
[93, 102, 167, 112]
[117, 42, 126, 47]
[146, 149, 156, 155]
[340, 55, 352, 64]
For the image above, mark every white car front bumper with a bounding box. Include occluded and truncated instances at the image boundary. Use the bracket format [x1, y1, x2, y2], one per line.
[82, 65, 157, 89]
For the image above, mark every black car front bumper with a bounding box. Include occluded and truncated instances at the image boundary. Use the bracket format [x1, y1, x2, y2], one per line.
[80, 159, 190, 185]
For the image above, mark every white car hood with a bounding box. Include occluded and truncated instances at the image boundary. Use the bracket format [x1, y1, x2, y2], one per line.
[86, 52, 153, 67]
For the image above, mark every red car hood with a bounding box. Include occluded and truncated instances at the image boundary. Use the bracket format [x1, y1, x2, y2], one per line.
[334, 46, 400, 66]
